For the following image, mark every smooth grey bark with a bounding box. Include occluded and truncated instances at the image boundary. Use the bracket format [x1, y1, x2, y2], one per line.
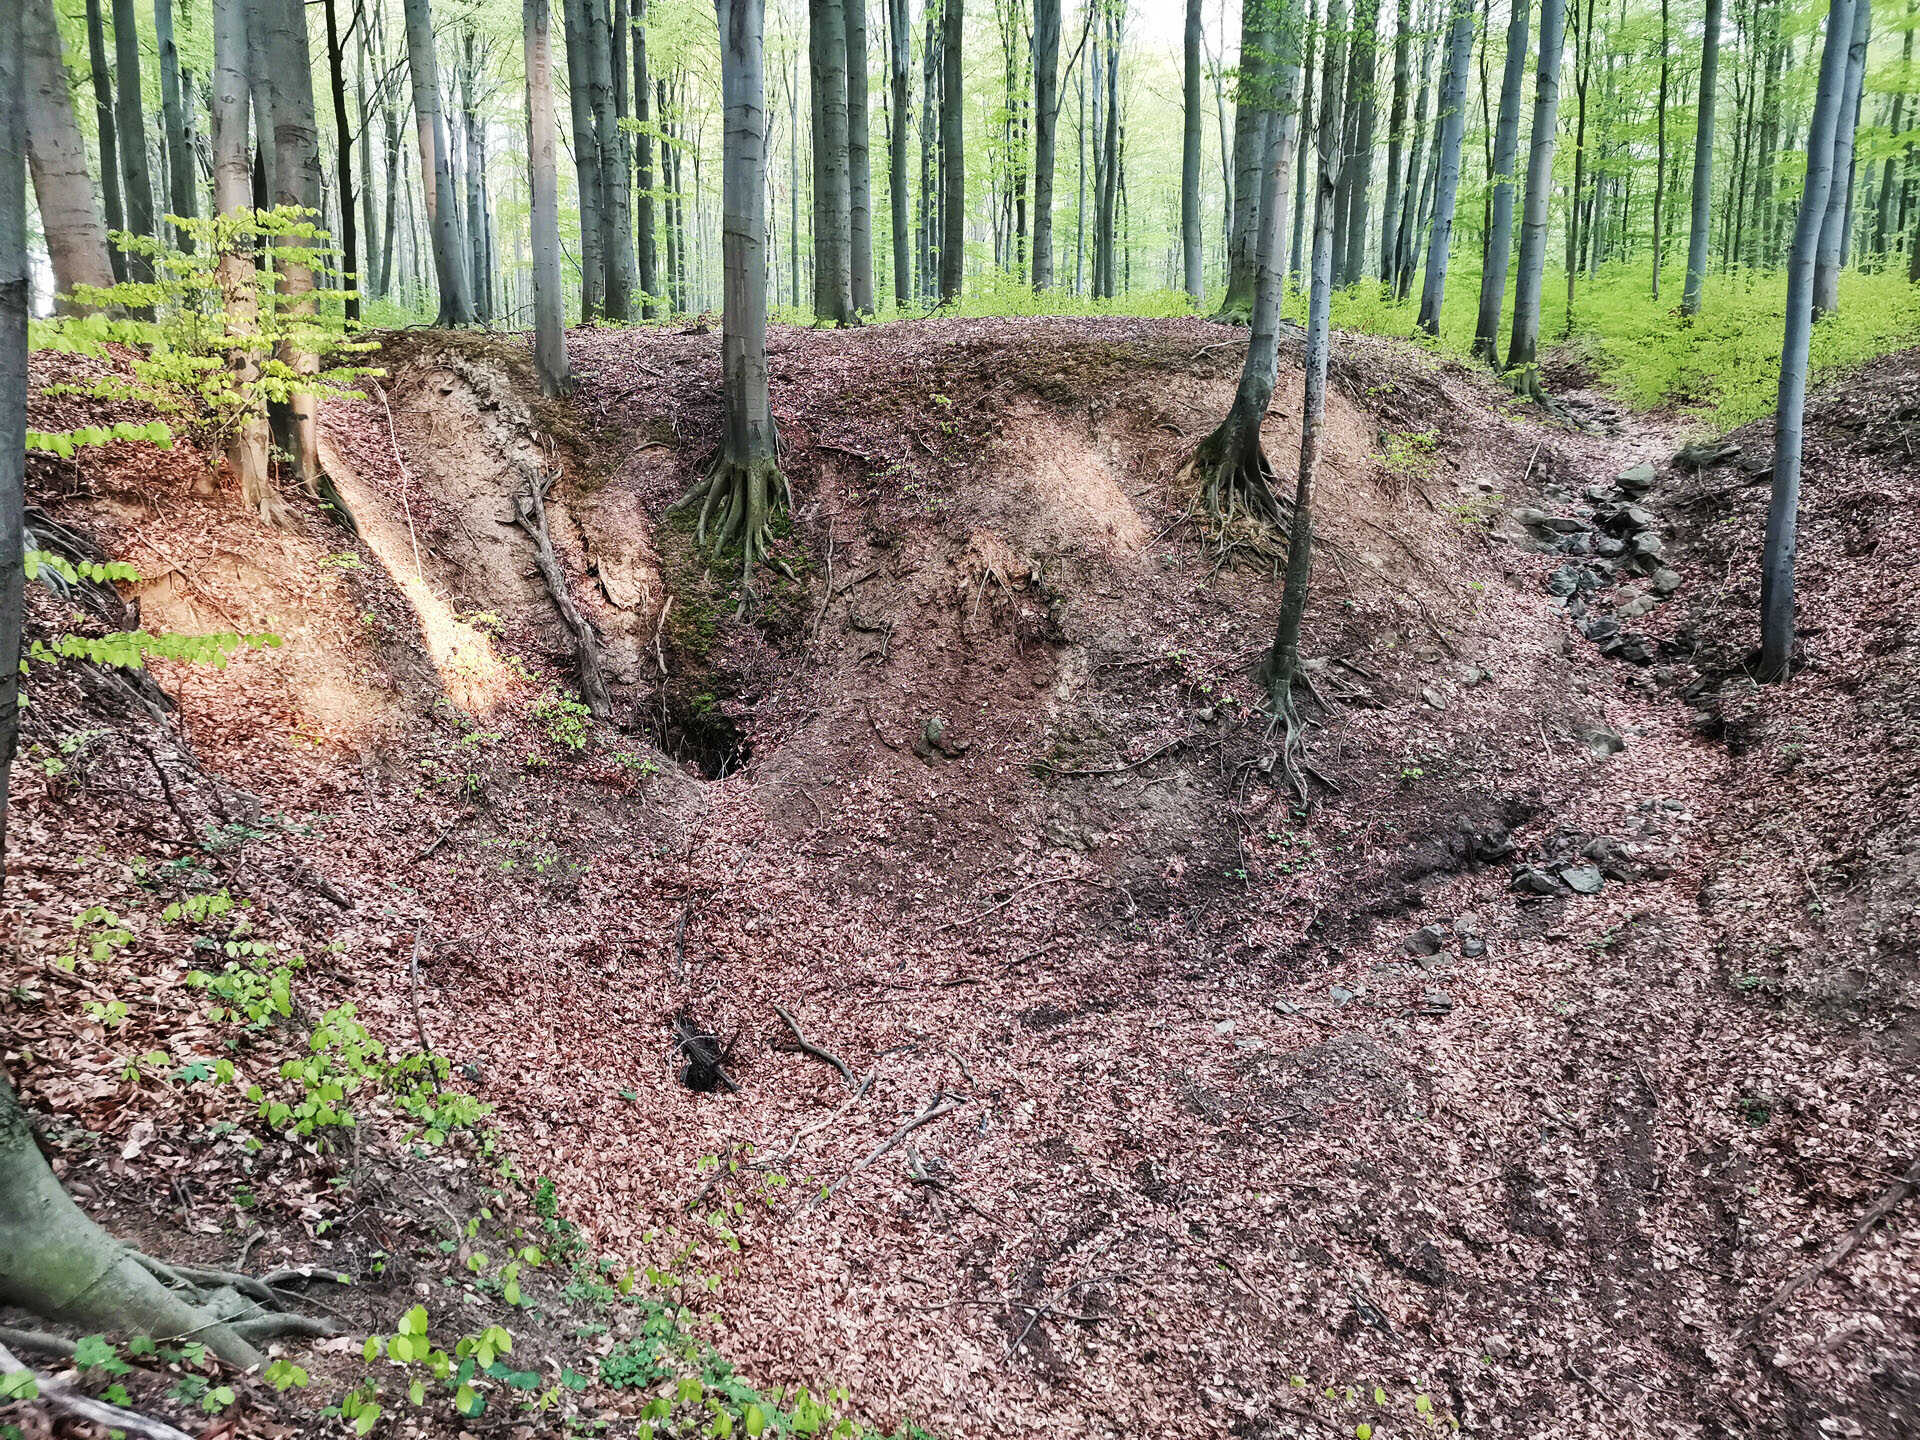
[847, 0, 873, 311]
[635, 0, 659, 316]
[562, 0, 604, 318]
[1652, 0, 1667, 296]
[1680, 0, 1722, 315]
[1183, 0, 1205, 303]
[1339, 0, 1380, 286]
[589, 0, 632, 319]
[461, 30, 489, 323]
[264, 0, 323, 486]
[3, 0, 23, 875]
[1219, 0, 1273, 318]
[1033, 0, 1068, 290]
[1265, 0, 1346, 781]
[356, 16, 379, 297]
[1472, 0, 1528, 359]
[406, 0, 474, 324]
[1871, 20, 1910, 254]
[1393, 0, 1440, 297]
[1095, 8, 1120, 296]
[1762, 0, 1856, 680]
[939, 0, 964, 301]
[1812, 0, 1868, 317]
[85, 0, 127, 282]
[212, 0, 280, 521]
[1504, 0, 1563, 388]
[23, 0, 116, 306]
[111, 0, 157, 281]
[889, 0, 912, 302]
[1378, 0, 1410, 284]
[1289, 0, 1318, 285]
[527, 0, 570, 392]
[810, 0, 855, 321]
[155, 0, 197, 250]
[1415, 0, 1474, 334]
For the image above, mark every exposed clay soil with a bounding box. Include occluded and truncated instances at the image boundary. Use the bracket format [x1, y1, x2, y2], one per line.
[7, 320, 1919, 1440]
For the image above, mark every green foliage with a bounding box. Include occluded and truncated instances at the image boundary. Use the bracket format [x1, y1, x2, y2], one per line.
[29, 628, 281, 671]
[24, 421, 174, 457]
[531, 689, 594, 752]
[31, 207, 382, 462]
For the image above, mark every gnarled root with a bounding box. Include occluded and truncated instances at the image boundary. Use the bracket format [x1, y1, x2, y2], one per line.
[670, 452, 788, 616]
[1257, 659, 1337, 808]
[1, 1075, 337, 1373]
[1184, 406, 1289, 536]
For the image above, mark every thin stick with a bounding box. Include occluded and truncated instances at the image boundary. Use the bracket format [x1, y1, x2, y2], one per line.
[932, 874, 1111, 934]
[1732, 1159, 1920, 1341]
[408, 923, 435, 1059]
[0, 1342, 194, 1440]
[771, 1003, 855, 1087]
[849, 1094, 963, 1176]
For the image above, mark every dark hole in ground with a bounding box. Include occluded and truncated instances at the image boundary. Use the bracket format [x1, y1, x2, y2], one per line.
[669, 1012, 738, 1093]
[649, 688, 752, 781]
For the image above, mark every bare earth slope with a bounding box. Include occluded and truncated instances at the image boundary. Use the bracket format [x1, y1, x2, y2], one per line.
[7, 321, 1918, 1439]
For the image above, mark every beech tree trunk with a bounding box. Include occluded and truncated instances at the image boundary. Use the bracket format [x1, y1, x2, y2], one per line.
[939, 0, 964, 301]
[322, 0, 359, 320]
[212, 0, 282, 523]
[23, 0, 116, 307]
[810, 0, 855, 322]
[1339, 0, 1380, 287]
[111, 0, 157, 284]
[263, 0, 323, 488]
[85, 0, 127, 283]
[1680, 0, 1722, 315]
[1504, 0, 1564, 389]
[1651, 0, 1667, 296]
[1218, 0, 1273, 320]
[1812, 0, 1868, 317]
[846, 0, 873, 312]
[591, 0, 633, 319]
[406, 0, 475, 324]
[1378, 0, 1411, 285]
[3, 0, 23, 876]
[1416, 0, 1475, 334]
[1182, 0, 1205, 303]
[889, 0, 913, 302]
[636, 0, 659, 317]
[527, 0, 571, 392]
[1762, 0, 1856, 680]
[1473, 0, 1529, 359]
[156, 0, 198, 251]
[563, 0, 605, 318]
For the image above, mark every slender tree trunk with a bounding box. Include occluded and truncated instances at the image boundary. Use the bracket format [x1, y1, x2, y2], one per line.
[1181, 0, 1205, 303]
[356, 21, 380, 299]
[1394, 0, 1441, 298]
[1265, 0, 1347, 774]
[563, 0, 605, 318]
[155, 0, 197, 250]
[635, 0, 659, 316]
[1872, 17, 1910, 255]
[1813, 0, 1869, 316]
[1505, 0, 1565, 389]
[1762, 0, 1855, 680]
[1652, 0, 1668, 296]
[461, 30, 488, 323]
[406, 0, 475, 324]
[1416, 0, 1475, 334]
[1340, 0, 1381, 285]
[591, 0, 633, 318]
[1096, 9, 1120, 298]
[890, 0, 913, 302]
[939, 0, 965, 301]
[1378, 0, 1411, 284]
[847, 0, 873, 311]
[263, 0, 323, 487]
[1219, 0, 1272, 319]
[85, 0, 127, 283]
[1291, 0, 1320, 287]
[1681, 0, 1722, 315]
[1472, 0, 1528, 358]
[2, 0, 23, 887]
[23, 0, 116, 306]
[527, 0, 570, 390]
[111, 0, 157, 281]
[321, 0, 360, 320]
[1561, 0, 1589, 331]
[212, 0, 281, 522]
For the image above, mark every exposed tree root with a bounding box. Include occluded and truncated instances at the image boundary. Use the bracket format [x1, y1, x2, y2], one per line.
[1, 1074, 336, 1373]
[1210, 294, 1256, 327]
[1258, 660, 1338, 808]
[669, 452, 789, 617]
[0, 1341, 194, 1440]
[1184, 405, 1289, 537]
[512, 466, 614, 719]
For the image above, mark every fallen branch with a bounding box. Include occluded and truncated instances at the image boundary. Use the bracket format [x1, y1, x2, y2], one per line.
[1032, 736, 1189, 778]
[931, 874, 1112, 934]
[757, 1072, 876, 1171]
[407, 924, 435, 1059]
[1733, 1159, 1920, 1342]
[850, 1093, 964, 1176]
[0, 1327, 75, 1360]
[0, 1341, 194, 1440]
[771, 1004, 855, 1088]
[512, 467, 613, 719]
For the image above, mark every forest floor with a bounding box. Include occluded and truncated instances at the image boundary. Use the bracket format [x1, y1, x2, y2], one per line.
[6, 315, 1919, 1440]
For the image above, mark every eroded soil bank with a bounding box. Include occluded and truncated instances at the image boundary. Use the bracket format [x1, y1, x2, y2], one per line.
[9, 319, 1918, 1438]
